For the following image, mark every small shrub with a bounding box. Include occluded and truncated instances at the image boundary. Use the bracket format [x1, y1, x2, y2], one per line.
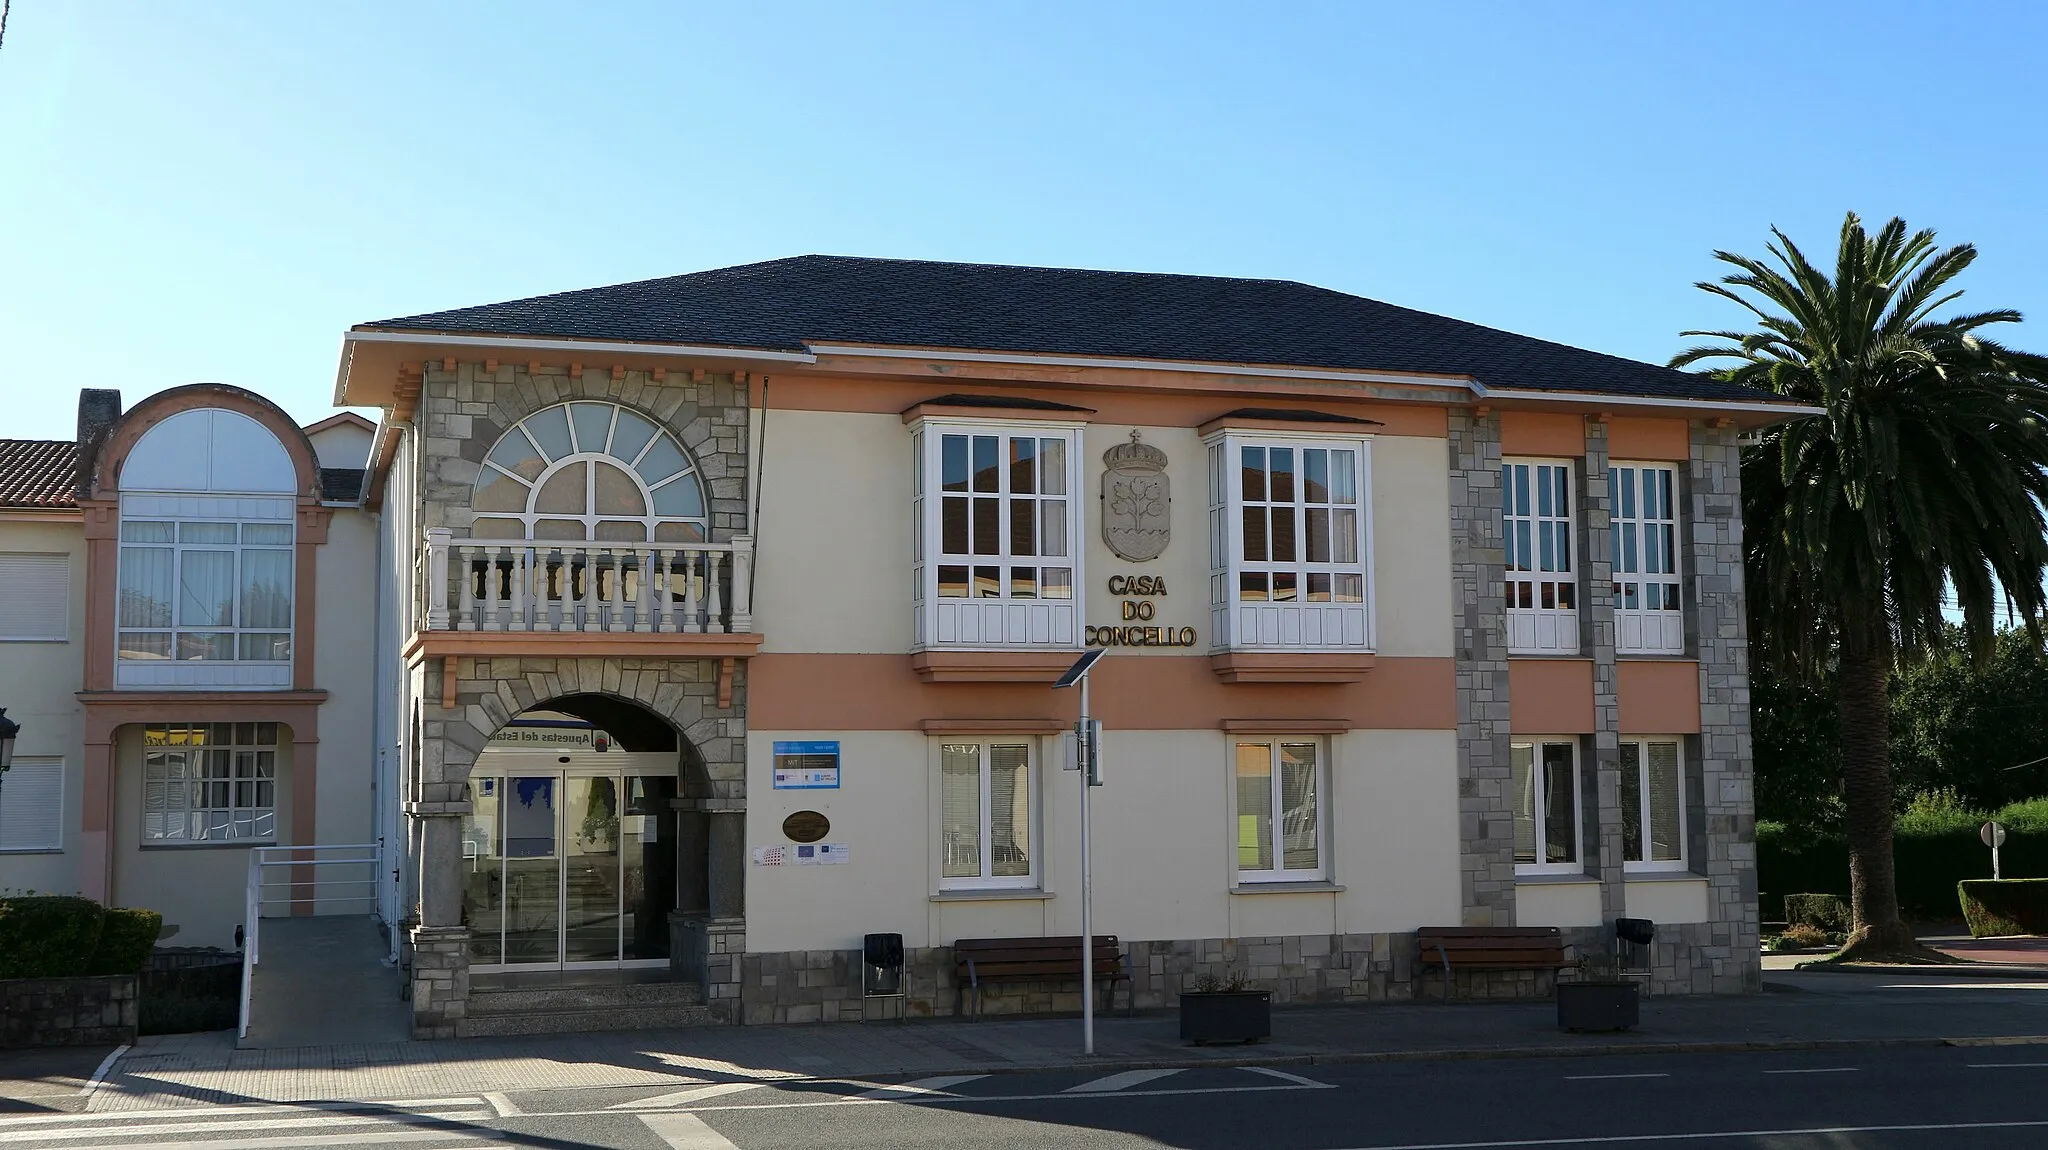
[1959, 878, 2048, 937]
[87, 908, 163, 976]
[1783, 893, 1850, 934]
[1772, 924, 1830, 951]
[0, 896, 106, 979]
[1896, 788, 1987, 837]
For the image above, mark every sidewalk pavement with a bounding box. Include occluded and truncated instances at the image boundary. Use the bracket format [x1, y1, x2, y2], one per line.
[2, 968, 2038, 1114]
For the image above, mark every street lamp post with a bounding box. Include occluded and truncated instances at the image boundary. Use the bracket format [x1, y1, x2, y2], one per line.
[1054, 648, 1105, 1055]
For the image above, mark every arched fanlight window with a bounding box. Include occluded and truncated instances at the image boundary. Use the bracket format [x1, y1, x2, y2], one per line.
[471, 402, 707, 543]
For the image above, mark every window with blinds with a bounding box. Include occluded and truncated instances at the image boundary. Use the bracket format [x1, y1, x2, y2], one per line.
[0, 554, 70, 642]
[1234, 739, 1325, 882]
[0, 759, 64, 851]
[1611, 464, 1684, 655]
[1503, 460, 1578, 654]
[938, 741, 1035, 889]
[1621, 738, 1688, 870]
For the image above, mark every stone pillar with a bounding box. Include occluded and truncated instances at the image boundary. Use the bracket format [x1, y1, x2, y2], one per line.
[1687, 422, 1762, 993]
[1580, 421, 1627, 927]
[1449, 411, 1515, 927]
[707, 810, 746, 919]
[409, 926, 469, 1039]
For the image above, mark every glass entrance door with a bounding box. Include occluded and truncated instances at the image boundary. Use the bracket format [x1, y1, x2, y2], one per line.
[462, 755, 678, 971]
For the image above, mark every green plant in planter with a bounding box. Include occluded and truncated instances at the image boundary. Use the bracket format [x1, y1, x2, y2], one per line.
[1191, 968, 1253, 993]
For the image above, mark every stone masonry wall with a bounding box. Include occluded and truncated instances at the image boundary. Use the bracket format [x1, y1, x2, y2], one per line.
[1682, 421, 1763, 994]
[1448, 411, 1515, 926]
[1, 975, 138, 1047]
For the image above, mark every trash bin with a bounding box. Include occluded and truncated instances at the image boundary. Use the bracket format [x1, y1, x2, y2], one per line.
[863, 932, 905, 996]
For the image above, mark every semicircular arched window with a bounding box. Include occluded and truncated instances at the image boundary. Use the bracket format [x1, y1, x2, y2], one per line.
[471, 402, 707, 543]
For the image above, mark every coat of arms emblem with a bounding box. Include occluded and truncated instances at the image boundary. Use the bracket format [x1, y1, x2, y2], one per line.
[1101, 431, 1170, 562]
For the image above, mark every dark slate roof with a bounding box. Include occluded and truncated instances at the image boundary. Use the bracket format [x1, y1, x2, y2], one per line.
[320, 468, 366, 503]
[0, 440, 79, 508]
[365, 255, 1775, 405]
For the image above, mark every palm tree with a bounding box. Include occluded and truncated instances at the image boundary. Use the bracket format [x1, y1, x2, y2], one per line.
[1672, 213, 2048, 957]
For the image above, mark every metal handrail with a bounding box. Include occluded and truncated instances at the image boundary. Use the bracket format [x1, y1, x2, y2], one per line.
[237, 842, 382, 1040]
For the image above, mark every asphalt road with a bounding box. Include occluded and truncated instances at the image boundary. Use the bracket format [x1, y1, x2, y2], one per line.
[7, 1046, 2048, 1149]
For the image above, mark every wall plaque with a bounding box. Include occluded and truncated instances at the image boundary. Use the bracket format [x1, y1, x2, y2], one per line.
[782, 810, 831, 844]
[1101, 431, 1170, 562]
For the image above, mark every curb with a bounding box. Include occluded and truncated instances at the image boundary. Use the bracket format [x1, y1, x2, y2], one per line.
[1795, 962, 2048, 980]
[842, 1033, 2048, 1083]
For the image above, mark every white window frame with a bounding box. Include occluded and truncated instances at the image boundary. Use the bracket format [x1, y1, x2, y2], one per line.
[141, 722, 280, 845]
[1205, 432, 1376, 653]
[1512, 737, 1583, 876]
[1621, 737, 1689, 873]
[1231, 737, 1329, 884]
[911, 418, 1086, 650]
[0, 758, 65, 852]
[1610, 462, 1684, 655]
[0, 553, 70, 642]
[115, 494, 296, 689]
[936, 738, 1040, 891]
[469, 401, 709, 543]
[1503, 458, 1579, 655]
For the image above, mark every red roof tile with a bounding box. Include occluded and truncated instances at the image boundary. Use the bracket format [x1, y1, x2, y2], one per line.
[0, 440, 79, 508]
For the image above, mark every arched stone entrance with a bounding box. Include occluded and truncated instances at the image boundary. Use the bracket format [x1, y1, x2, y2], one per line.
[408, 655, 746, 1037]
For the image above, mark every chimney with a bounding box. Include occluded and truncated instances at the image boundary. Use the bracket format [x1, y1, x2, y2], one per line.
[74, 389, 122, 499]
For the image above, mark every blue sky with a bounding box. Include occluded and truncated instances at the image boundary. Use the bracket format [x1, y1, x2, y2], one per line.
[3, 1, 2045, 440]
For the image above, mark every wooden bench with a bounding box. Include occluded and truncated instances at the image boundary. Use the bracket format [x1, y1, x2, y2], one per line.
[953, 936, 1132, 1019]
[1415, 927, 1571, 1000]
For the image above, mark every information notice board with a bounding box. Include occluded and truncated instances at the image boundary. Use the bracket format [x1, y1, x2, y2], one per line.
[772, 740, 840, 790]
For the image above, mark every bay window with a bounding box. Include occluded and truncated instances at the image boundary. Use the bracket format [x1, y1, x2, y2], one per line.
[939, 740, 1036, 889]
[118, 510, 294, 686]
[1611, 464, 1684, 655]
[1512, 738, 1582, 874]
[1621, 738, 1688, 871]
[1234, 739, 1325, 882]
[1503, 460, 1578, 654]
[912, 421, 1084, 649]
[1206, 434, 1374, 652]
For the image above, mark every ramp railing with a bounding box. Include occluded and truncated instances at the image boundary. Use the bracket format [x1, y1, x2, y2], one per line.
[238, 842, 382, 1040]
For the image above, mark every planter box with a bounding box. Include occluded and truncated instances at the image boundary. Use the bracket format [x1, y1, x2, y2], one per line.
[1180, 990, 1271, 1044]
[1, 975, 139, 1047]
[1557, 980, 1639, 1033]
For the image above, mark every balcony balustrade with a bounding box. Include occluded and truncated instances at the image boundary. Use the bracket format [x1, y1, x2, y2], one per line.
[420, 528, 753, 635]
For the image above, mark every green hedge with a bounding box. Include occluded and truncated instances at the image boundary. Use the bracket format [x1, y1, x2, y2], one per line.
[0, 897, 162, 979]
[0, 896, 106, 978]
[1958, 879, 2048, 937]
[88, 908, 163, 976]
[1783, 893, 1849, 933]
[1760, 806, 2048, 921]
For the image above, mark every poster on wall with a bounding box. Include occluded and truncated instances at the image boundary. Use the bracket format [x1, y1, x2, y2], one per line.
[772, 741, 841, 789]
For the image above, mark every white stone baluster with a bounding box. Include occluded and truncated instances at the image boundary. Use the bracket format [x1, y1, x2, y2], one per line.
[683, 549, 704, 634]
[579, 545, 598, 632]
[543, 548, 564, 632]
[655, 549, 677, 634]
[425, 528, 453, 630]
[455, 545, 477, 631]
[706, 550, 726, 634]
[730, 535, 754, 633]
[634, 548, 654, 633]
[601, 549, 621, 632]
[511, 546, 531, 631]
[480, 546, 502, 631]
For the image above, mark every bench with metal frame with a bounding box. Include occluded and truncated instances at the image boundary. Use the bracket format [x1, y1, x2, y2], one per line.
[1415, 926, 1571, 1000]
[952, 935, 1132, 1019]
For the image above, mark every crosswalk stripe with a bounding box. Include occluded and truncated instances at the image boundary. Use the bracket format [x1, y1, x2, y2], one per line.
[8, 1099, 484, 1128]
[0, 1112, 490, 1143]
[608, 1082, 765, 1110]
[1241, 1066, 1332, 1088]
[1063, 1068, 1184, 1093]
[850, 1074, 988, 1100]
[23, 1130, 496, 1150]
[641, 1112, 743, 1149]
